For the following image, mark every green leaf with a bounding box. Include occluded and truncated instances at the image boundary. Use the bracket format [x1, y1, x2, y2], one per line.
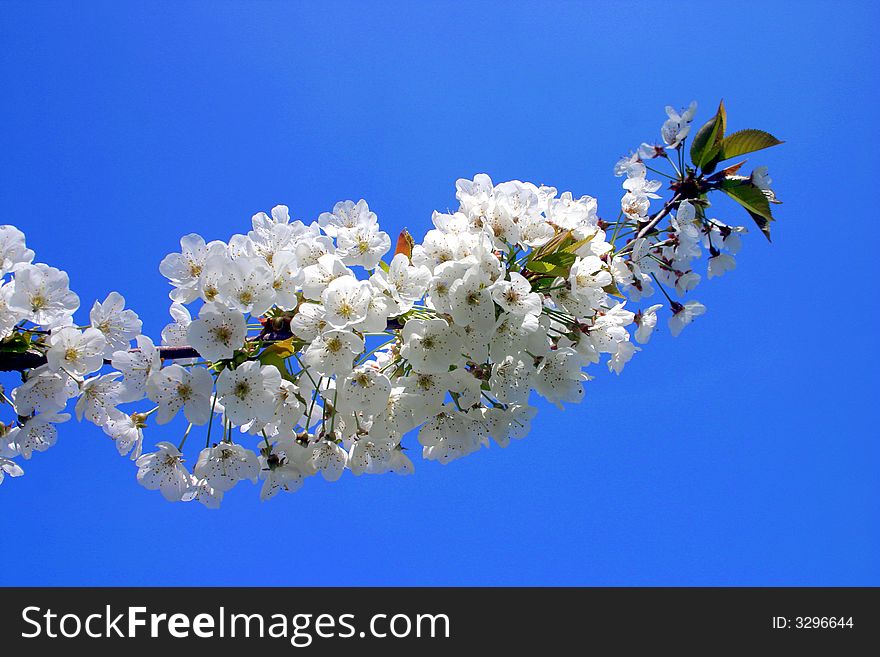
[258, 337, 301, 382]
[526, 251, 577, 277]
[719, 129, 783, 160]
[690, 100, 726, 171]
[603, 281, 625, 300]
[562, 236, 594, 254]
[721, 182, 775, 241]
[0, 333, 32, 353]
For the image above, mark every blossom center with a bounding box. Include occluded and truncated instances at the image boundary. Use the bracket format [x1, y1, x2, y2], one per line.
[176, 383, 192, 401]
[212, 325, 233, 343]
[30, 294, 47, 311]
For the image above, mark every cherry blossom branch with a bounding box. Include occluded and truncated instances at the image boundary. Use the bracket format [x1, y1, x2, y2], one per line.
[0, 99, 785, 504]
[615, 191, 682, 257]
[0, 345, 203, 372]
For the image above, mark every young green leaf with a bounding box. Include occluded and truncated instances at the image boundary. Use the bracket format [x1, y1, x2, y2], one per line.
[690, 100, 726, 171]
[721, 182, 775, 241]
[257, 337, 301, 382]
[526, 251, 578, 277]
[562, 235, 595, 254]
[0, 333, 32, 353]
[719, 129, 784, 160]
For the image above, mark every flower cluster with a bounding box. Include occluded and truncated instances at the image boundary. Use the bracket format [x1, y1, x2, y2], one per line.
[0, 226, 144, 483]
[0, 101, 782, 504]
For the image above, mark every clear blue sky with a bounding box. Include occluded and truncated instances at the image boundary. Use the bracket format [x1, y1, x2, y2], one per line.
[1, 1, 877, 586]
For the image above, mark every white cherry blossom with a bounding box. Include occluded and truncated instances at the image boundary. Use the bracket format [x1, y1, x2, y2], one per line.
[194, 442, 260, 492]
[8, 263, 79, 326]
[186, 302, 247, 362]
[135, 442, 191, 501]
[146, 363, 214, 425]
[216, 362, 282, 426]
[89, 291, 142, 356]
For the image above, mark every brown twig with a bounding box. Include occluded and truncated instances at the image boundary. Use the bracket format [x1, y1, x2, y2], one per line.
[615, 192, 682, 257]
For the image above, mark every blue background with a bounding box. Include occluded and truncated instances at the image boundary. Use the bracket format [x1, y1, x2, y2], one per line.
[1, 1, 877, 586]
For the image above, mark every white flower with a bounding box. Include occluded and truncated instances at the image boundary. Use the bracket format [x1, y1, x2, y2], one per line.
[672, 200, 701, 242]
[387, 448, 415, 475]
[161, 302, 192, 347]
[368, 386, 417, 441]
[335, 223, 391, 270]
[348, 437, 394, 476]
[13, 365, 78, 415]
[491, 272, 541, 316]
[668, 300, 707, 337]
[269, 250, 300, 310]
[135, 442, 191, 501]
[534, 347, 588, 408]
[75, 373, 122, 424]
[569, 256, 612, 310]
[321, 276, 373, 328]
[195, 252, 232, 304]
[159, 234, 226, 303]
[369, 253, 430, 312]
[89, 291, 142, 356]
[146, 364, 214, 425]
[398, 370, 449, 414]
[548, 191, 599, 231]
[0, 225, 34, 275]
[483, 403, 538, 447]
[194, 442, 260, 492]
[258, 440, 313, 500]
[248, 222, 296, 267]
[354, 290, 397, 333]
[661, 101, 697, 148]
[302, 329, 363, 377]
[419, 405, 486, 464]
[425, 261, 466, 313]
[182, 477, 224, 508]
[216, 361, 282, 426]
[263, 380, 306, 439]
[294, 234, 335, 269]
[217, 256, 275, 315]
[111, 335, 160, 402]
[102, 409, 144, 459]
[0, 282, 26, 339]
[251, 204, 291, 233]
[300, 253, 351, 300]
[607, 340, 638, 374]
[8, 263, 79, 326]
[308, 439, 347, 481]
[490, 356, 535, 404]
[400, 318, 463, 374]
[449, 267, 495, 332]
[336, 367, 392, 416]
[455, 173, 494, 213]
[318, 199, 377, 237]
[0, 456, 24, 485]
[635, 304, 663, 344]
[289, 302, 327, 341]
[708, 252, 736, 279]
[675, 271, 701, 296]
[46, 327, 106, 377]
[186, 302, 247, 362]
[7, 412, 69, 459]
